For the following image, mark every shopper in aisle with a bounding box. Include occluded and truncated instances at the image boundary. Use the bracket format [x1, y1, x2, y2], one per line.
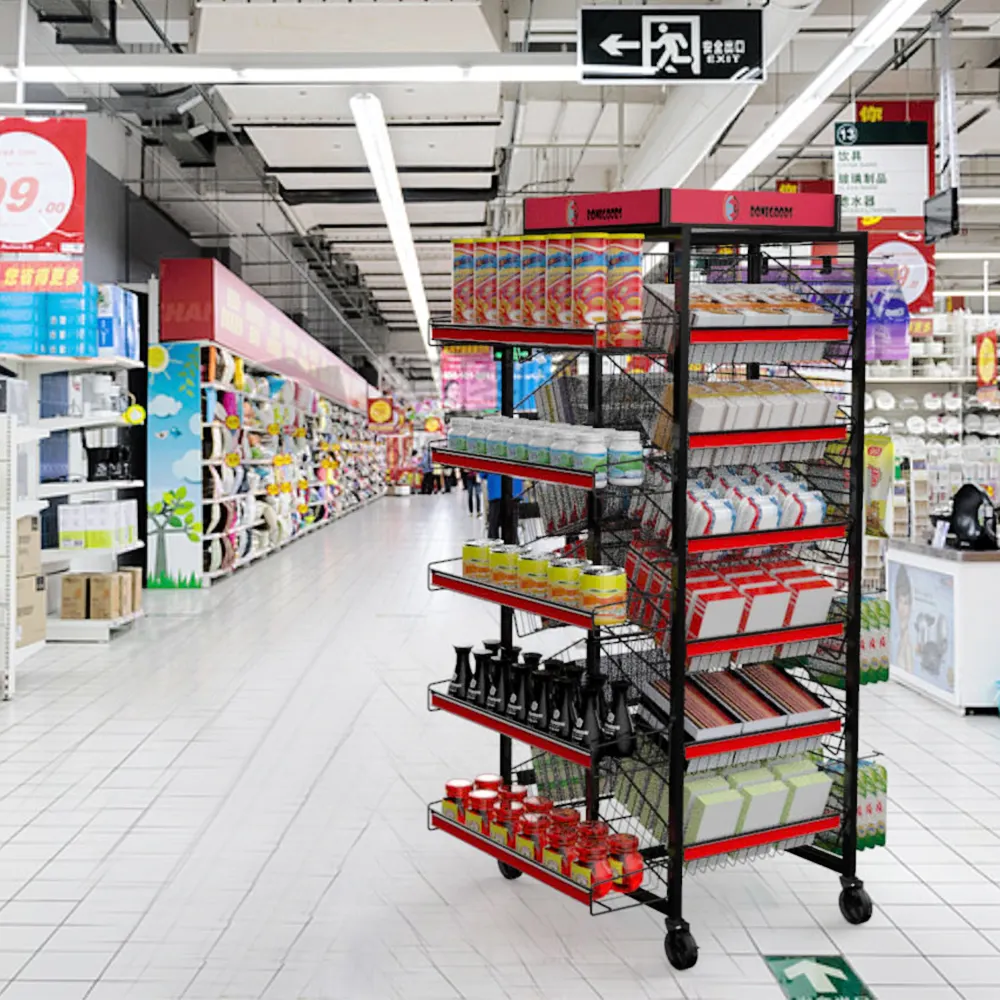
[462, 468, 482, 516]
[419, 447, 434, 494]
[486, 471, 523, 538]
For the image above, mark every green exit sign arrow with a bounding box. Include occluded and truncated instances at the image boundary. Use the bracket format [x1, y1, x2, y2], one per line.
[765, 956, 873, 999]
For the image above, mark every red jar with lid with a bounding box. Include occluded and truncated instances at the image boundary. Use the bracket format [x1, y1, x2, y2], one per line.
[442, 779, 474, 824]
[542, 823, 578, 877]
[489, 802, 519, 849]
[474, 773, 503, 792]
[514, 812, 549, 863]
[576, 820, 609, 846]
[550, 807, 580, 829]
[608, 833, 644, 893]
[465, 789, 498, 835]
[523, 795, 553, 815]
[571, 840, 614, 899]
[499, 783, 529, 804]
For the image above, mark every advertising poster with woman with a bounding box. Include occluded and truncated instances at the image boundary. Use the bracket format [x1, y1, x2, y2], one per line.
[888, 561, 955, 693]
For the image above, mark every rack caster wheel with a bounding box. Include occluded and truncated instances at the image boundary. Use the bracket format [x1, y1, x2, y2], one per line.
[664, 928, 698, 970]
[498, 861, 522, 881]
[839, 884, 873, 925]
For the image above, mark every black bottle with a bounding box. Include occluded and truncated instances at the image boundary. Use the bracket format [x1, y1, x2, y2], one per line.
[448, 646, 472, 700]
[506, 660, 530, 724]
[571, 680, 602, 755]
[468, 649, 492, 708]
[562, 663, 587, 726]
[485, 656, 506, 714]
[526, 665, 550, 730]
[603, 678, 636, 758]
[483, 639, 502, 656]
[547, 675, 572, 740]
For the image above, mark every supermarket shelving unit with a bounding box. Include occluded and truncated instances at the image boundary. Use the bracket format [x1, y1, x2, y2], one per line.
[424, 195, 872, 969]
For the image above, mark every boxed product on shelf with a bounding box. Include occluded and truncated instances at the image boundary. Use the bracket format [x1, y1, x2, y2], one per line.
[60, 574, 90, 620]
[57, 504, 87, 549]
[44, 284, 99, 357]
[16, 574, 46, 647]
[0, 377, 29, 424]
[97, 285, 140, 360]
[16, 515, 40, 576]
[89, 571, 134, 619]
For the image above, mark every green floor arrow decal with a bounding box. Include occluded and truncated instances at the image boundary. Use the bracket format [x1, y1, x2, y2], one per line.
[765, 955, 874, 999]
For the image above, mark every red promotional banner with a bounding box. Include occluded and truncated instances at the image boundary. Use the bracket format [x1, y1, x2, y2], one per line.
[368, 397, 396, 433]
[0, 259, 82, 293]
[775, 179, 835, 195]
[0, 118, 87, 255]
[977, 330, 997, 388]
[160, 258, 370, 412]
[862, 216, 935, 313]
[856, 100, 935, 196]
[668, 189, 838, 229]
[523, 189, 662, 232]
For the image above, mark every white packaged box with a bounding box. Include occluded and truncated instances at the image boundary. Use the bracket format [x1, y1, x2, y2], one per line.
[57, 505, 87, 549]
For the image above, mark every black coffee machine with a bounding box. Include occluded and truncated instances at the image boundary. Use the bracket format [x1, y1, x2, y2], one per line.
[944, 483, 998, 550]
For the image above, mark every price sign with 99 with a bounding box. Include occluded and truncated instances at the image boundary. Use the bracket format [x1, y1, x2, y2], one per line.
[0, 119, 86, 255]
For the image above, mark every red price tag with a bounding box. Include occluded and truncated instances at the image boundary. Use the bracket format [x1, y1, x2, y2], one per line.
[0, 134, 76, 249]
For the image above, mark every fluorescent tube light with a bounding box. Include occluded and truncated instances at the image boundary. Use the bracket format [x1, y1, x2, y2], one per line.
[21, 65, 239, 85]
[933, 290, 995, 297]
[0, 67, 13, 83]
[936, 252, 1000, 260]
[350, 92, 439, 389]
[713, 0, 932, 191]
[959, 197, 1000, 207]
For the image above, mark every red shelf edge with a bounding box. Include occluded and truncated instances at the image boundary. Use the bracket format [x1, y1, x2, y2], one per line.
[684, 814, 840, 861]
[685, 718, 843, 761]
[687, 621, 844, 657]
[689, 425, 847, 450]
[430, 690, 593, 767]
[430, 324, 595, 349]
[430, 569, 594, 629]
[690, 326, 850, 345]
[430, 810, 591, 904]
[430, 448, 593, 489]
[688, 523, 846, 554]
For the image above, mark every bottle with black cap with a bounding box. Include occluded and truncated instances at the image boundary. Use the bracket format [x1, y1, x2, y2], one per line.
[448, 646, 472, 700]
[467, 648, 492, 708]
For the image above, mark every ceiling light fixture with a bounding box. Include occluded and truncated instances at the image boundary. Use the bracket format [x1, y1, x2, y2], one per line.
[713, 0, 930, 191]
[932, 289, 995, 297]
[935, 251, 1000, 260]
[350, 92, 439, 390]
[958, 197, 1000, 207]
[21, 65, 240, 85]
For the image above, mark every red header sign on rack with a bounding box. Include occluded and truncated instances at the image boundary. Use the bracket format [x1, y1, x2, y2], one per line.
[159, 258, 370, 412]
[523, 189, 663, 232]
[667, 189, 838, 229]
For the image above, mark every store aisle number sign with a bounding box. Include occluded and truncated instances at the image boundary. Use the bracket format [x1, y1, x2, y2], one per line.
[578, 7, 764, 84]
[765, 955, 873, 998]
[834, 122, 928, 218]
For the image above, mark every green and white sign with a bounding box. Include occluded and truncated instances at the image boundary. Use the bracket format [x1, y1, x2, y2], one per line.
[765, 955, 873, 999]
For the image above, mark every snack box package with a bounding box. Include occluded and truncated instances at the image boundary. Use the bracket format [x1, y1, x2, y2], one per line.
[497, 237, 523, 327]
[689, 384, 728, 433]
[451, 239, 476, 324]
[726, 766, 776, 789]
[686, 580, 746, 638]
[783, 576, 836, 627]
[521, 236, 547, 327]
[742, 664, 833, 725]
[736, 779, 791, 834]
[771, 757, 819, 782]
[682, 775, 730, 827]
[688, 496, 737, 537]
[780, 769, 834, 824]
[738, 580, 792, 634]
[694, 671, 785, 735]
[780, 490, 827, 528]
[734, 493, 782, 533]
[685, 788, 743, 845]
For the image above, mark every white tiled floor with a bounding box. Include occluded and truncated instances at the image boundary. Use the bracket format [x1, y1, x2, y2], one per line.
[1, 494, 999, 998]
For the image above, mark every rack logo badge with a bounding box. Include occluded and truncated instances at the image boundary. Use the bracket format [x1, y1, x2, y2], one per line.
[566, 199, 579, 226]
[724, 194, 740, 222]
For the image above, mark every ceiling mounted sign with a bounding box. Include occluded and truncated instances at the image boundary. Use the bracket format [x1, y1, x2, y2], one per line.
[578, 7, 764, 84]
[834, 121, 929, 218]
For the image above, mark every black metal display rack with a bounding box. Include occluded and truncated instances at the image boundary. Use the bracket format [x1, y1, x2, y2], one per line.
[425, 198, 872, 970]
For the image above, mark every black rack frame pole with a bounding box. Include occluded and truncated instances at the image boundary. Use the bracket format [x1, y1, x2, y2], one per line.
[585, 349, 603, 821]
[499, 345, 515, 786]
[665, 228, 693, 936]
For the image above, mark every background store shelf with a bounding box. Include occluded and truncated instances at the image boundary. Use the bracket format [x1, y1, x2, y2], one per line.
[37, 413, 130, 434]
[0, 353, 143, 373]
[39, 480, 144, 499]
[40, 540, 145, 566]
[431, 447, 595, 489]
[429, 685, 593, 767]
[47, 610, 144, 644]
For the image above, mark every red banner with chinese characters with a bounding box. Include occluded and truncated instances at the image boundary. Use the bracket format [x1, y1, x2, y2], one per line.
[862, 217, 935, 313]
[160, 258, 370, 412]
[856, 100, 935, 196]
[368, 397, 396, 433]
[0, 118, 87, 255]
[0, 259, 82, 293]
[977, 330, 997, 388]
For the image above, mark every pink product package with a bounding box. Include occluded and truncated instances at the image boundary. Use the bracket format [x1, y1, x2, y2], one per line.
[571, 234, 607, 334]
[452, 240, 475, 324]
[521, 237, 547, 327]
[497, 238, 522, 327]
[546, 237, 573, 328]
[606, 235, 644, 348]
[474, 240, 499, 326]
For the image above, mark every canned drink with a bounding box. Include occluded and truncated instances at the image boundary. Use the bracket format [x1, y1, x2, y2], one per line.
[572, 233, 607, 340]
[462, 539, 493, 580]
[546, 236, 573, 328]
[517, 550, 550, 596]
[521, 236, 547, 327]
[579, 565, 628, 626]
[548, 558, 587, 606]
[452, 239, 475, 324]
[498, 237, 522, 327]
[607, 235, 644, 348]
[475, 239, 499, 326]
[490, 544, 521, 588]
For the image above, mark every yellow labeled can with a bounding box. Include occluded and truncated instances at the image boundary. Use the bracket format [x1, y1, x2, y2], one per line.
[548, 558, 588, 606]
[579, 565, 628, 625]
[517, 550, 550, 596]
[490, 544, 521, 589]
[462, 539, 493, 580]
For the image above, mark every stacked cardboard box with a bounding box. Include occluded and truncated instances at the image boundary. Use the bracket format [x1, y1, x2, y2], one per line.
[15, 516, 45, 648]
[60, 568, 142, 621]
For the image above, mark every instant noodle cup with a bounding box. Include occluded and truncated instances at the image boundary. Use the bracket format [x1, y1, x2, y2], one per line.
[579, 565, 628, 625]
[497, 237, 523, 327]
[462, 539, 494, 580]
[490, 544, 521, 588]
[517, 550, 550, 596]
[548, 557, 587, 605]
[452, 239, 475, 324]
